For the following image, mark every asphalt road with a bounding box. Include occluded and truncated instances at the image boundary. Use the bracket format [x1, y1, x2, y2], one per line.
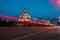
[17, 28, 57, 40]
[0, 26, 60, 40]
[13, 26, 60, 40]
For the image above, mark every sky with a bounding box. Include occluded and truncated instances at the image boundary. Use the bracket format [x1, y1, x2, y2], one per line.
[0, 0, 60, 18]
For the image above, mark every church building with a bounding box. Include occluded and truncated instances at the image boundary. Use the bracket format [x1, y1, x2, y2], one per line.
[18, 8, 31, 22]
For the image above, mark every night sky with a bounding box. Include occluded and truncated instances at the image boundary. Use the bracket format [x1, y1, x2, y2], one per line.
[0, 0, 60, 24]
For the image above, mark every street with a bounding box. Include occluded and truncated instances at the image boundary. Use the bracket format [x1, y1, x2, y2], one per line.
[0, 26, 60, 40]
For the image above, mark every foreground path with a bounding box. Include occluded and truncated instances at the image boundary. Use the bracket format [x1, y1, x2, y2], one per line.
[0, 27, 56, 40]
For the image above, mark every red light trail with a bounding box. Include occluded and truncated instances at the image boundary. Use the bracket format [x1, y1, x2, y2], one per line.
[0, 14, 44, 25]
[0, 14, 19, 21]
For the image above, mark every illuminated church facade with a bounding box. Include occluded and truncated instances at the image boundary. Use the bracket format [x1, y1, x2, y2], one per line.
[18, 8, 31, 22]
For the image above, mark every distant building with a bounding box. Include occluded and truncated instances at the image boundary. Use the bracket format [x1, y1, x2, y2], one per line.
[58, 16, 60, 25]
[18, 8, 31, 22]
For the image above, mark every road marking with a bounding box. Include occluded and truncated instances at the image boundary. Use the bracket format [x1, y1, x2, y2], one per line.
[12, 28, 55, 40]
[12, 31, 41, 40]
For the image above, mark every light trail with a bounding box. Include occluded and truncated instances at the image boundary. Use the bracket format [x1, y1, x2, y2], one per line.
[0, 14, 19, 21]
[0, 14, 44, 25]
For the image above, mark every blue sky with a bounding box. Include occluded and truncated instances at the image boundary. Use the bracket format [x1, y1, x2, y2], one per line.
[0, 0, 60, 18]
